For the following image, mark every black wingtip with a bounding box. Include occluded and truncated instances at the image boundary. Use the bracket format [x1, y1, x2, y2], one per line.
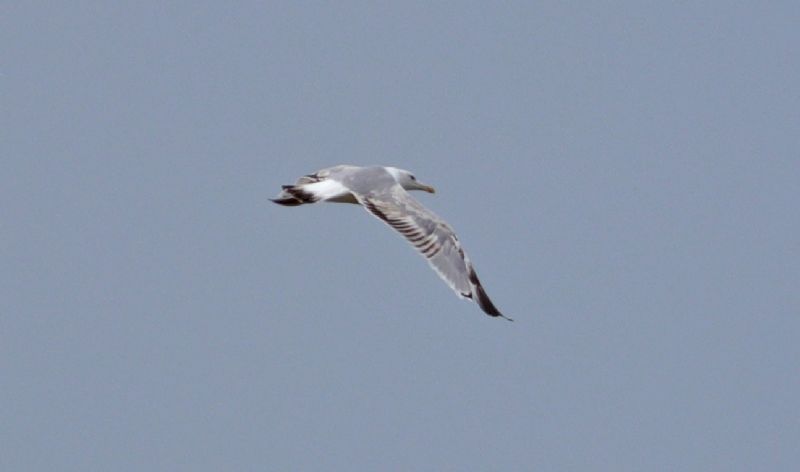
[474, 282, 512, 321]
[468, 268, 511, 321]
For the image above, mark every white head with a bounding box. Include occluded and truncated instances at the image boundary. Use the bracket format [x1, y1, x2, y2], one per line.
[386, 167, 436, 193]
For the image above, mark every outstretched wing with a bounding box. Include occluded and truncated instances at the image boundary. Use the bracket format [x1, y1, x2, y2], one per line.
[356, 184, 509, 320]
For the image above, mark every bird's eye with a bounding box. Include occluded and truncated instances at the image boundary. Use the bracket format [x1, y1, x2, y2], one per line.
[410, 175, 417, 181]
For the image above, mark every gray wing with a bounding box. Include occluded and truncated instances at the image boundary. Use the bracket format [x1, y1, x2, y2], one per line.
[356, 184, 508, 319]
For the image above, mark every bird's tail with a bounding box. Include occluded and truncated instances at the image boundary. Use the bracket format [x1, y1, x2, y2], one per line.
[270, 184, 320, 206]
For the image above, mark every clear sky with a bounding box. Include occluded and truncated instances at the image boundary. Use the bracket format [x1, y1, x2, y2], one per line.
[2, 2, 799, 471]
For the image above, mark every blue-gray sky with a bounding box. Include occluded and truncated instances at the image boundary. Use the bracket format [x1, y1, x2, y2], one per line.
[2, 2, 799, 470]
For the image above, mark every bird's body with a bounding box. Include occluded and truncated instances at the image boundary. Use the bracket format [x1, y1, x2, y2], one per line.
[271, 165, 510, 320]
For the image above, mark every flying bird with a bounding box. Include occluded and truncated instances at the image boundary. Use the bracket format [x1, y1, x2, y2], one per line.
[271, 165, 510, 320]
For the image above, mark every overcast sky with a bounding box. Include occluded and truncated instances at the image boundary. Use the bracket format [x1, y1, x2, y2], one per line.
[3, 2, 799, 471]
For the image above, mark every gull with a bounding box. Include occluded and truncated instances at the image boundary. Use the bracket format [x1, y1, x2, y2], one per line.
[271, 165, 511, 320]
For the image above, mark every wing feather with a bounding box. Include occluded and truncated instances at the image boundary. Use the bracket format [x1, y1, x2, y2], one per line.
[356, 185, 509, 319]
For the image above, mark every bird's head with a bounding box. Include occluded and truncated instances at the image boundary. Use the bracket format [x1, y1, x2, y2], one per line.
[386, 167, 436, 194]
